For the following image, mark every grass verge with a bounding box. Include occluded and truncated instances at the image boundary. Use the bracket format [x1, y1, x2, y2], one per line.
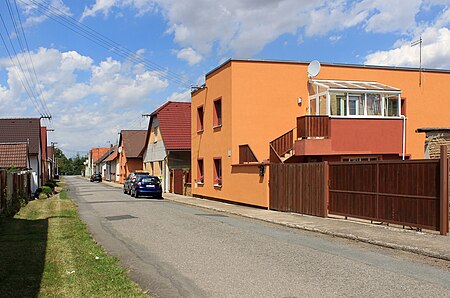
[0, 188, 148, 297]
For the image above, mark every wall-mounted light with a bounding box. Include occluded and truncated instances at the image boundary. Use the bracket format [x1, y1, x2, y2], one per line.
[297, 97, 302, 105]
[258, 164, 265, 177]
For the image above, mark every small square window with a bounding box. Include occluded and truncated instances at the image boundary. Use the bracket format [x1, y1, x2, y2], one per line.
[213, 99, 222, 127]
[197, 106, 204, 132]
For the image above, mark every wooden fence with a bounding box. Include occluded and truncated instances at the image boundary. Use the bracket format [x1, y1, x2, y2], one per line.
[0, 170, 32, 216]
[329, 150, 448, 234]
[269, 163, 328, 217]
[269, 146, 449, 235]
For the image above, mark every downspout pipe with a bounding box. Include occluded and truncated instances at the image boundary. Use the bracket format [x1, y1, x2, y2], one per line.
[401, 115, 406, 160]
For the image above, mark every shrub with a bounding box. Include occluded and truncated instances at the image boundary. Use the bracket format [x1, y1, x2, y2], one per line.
[41, 186, 53, 198]
[44, 181, 56, 192]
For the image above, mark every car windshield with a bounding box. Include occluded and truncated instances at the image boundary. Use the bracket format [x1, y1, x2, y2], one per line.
[141, 177, 160, 184]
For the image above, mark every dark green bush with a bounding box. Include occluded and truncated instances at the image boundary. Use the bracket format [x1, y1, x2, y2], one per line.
[41, 186, 53, 198]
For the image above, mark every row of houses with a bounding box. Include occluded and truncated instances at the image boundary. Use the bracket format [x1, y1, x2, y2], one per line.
[0, 118, 56, 194]
[84, 101, 191, 195]
[86, 59, 450, 207]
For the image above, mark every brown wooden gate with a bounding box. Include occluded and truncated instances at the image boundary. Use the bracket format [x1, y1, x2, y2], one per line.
[172, 169, 184, 195]
[269, 163, 328, 217]
[328, 155, 448, 234]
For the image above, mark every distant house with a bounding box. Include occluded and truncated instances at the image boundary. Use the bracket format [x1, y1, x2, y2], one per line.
[0, 143, 30, 170]
[85, 147, 109, 177]
[143, 101, 191, 194]
[118, 130, 147, 183]
[95, 145, 119, 181]
[0, 118, 44, 193]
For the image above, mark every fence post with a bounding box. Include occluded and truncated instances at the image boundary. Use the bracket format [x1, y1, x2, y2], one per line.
[440, 145, 449, 235]
[323, 161, 329, 218]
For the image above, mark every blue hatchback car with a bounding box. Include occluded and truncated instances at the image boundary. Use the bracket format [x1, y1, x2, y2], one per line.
[130, 175, 163, 199]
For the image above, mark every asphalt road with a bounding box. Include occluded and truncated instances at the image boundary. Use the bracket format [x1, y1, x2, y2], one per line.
[66, 176, 450, 297]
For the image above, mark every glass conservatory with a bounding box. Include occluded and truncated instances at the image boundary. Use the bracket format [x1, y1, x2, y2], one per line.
[308, 79, 402, 117]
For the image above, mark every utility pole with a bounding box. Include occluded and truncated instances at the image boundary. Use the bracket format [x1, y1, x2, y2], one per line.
[411, 36, 422, 87]
[51, 142, 58, 179]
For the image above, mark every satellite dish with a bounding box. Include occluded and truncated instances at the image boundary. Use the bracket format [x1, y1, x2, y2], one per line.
[307, 60, 321, 78]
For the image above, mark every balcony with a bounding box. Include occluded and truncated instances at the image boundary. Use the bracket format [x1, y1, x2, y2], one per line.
[294, 116, 403, 157]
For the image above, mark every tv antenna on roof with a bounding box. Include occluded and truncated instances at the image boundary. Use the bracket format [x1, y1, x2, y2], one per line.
[307, 60, 321, 78]
[411, 36, 422, 87]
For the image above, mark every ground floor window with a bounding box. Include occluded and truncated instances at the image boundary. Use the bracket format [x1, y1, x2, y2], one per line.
[213, 158, 222, 187]
[197, 159, 204, 184]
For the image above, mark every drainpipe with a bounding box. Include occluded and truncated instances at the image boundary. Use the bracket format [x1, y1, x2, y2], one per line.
[401, 115, 406, 160]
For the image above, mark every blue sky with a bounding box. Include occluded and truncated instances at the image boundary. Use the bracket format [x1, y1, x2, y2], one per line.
[0, 0, 449, 156]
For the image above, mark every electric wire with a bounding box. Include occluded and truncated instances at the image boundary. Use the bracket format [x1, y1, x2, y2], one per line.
[0, 12, 46, 118]
[11, 0, 52, 119]
[21, 0, 194, 88]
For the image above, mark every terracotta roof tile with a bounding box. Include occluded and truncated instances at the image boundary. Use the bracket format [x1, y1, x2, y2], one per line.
[0, 143, 28, 168]
[0, 118, 41, 154]
[151, 101, 191, 150]
[120, 130, 147, 158]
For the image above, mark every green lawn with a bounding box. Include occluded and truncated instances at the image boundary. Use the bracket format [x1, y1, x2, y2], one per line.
[0, 188, 149, 297]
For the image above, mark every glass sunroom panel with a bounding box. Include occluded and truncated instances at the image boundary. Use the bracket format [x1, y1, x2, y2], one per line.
[309, 98, 317, 115]
[319, 95, 327, 115]
[349, 95, 364, 116]
[330, 92, 346, 116]
[367, 94, 381, 116]
[385, 95, 399, 116]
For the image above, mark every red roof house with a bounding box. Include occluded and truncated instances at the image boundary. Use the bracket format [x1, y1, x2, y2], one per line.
[0, 143, 29, 169]
[0, 118, 42, 192]
[142, 101, 191, 195]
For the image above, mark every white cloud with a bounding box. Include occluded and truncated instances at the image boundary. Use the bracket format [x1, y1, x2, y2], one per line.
[81, 0, 117, 20]
[79, 0, 449, 59]
[0, 48, 169, 154]
[365, 23, 450, 69]
[176, 47, 203, 65]
[167, 89, 191, 102]
[19, 0, 72, 26]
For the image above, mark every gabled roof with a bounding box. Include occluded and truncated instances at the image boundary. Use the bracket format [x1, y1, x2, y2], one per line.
[0, 142, 28, 168]
[148, 101, 191, 150]
[105, 146, 119, 162]
[119, 130, 147, 158]
[96, 146, 118, 164]
[91, 147, 110, 163]
[0, 118, 41, 155]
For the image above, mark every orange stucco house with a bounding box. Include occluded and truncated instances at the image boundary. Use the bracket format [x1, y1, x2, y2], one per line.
[191, 59, 450, 208]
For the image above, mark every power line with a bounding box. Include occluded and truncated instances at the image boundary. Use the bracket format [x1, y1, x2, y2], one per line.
[0, 12, 47, 117]
[21, 0, 194, 88]
[11, 0, 52, 118]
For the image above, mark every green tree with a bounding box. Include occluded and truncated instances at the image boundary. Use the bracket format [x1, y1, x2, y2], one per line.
[54, 148, 86, 175]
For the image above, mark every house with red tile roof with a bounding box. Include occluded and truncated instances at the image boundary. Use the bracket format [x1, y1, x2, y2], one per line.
[95, 145, 119, 181]
[118, 130, 147, 183]
[0, 143, 30, 169]
[85, 147, 110, 177]
[142, 101, 191, 195]
[0, 118, 43, 193]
